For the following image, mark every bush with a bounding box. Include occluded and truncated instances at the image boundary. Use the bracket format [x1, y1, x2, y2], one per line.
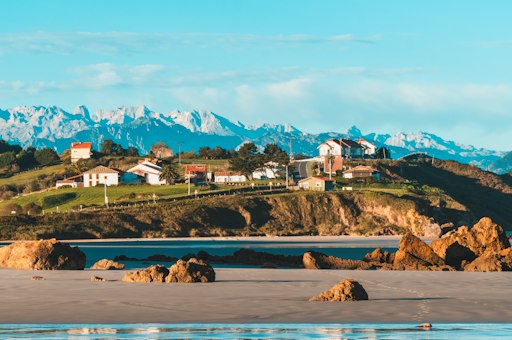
[24, 202, 43, 215]
[42, 192, 77, 208]
[1, 203, 22, 215]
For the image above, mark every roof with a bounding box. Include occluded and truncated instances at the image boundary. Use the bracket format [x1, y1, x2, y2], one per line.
[343, 165, 378, 174]
[127, 163, 162, 175]
[215, 171, 244, 176]
[83, 165, 119, 174]
[71, 142, 92, 149]
[185, 164, 207, 173]
[56, 179, 76, 184]
[299, 176, 333, 183]
[318, 138, 363, 149]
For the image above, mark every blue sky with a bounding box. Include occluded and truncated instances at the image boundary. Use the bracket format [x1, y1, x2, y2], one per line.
[0, 0, 511, 150]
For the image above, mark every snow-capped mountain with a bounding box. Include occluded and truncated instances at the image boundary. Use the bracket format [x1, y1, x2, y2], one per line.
[0, 105, 506, 172]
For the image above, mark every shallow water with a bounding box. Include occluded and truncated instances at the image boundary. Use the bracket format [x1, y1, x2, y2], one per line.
[68, 239, 399, 268]
[0, 323, 510, 339]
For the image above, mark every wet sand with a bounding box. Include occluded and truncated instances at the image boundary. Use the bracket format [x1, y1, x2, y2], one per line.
[1, 268, 511, 323]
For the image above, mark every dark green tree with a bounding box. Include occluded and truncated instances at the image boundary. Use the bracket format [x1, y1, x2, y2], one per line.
[159, 163, 180, 184]
[229, 142, 264, 179]
[34, 148, 60, 166]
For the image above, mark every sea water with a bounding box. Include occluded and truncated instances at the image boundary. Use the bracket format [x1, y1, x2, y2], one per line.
[67, 238, 400, 268]
[0, 323, 510, 339]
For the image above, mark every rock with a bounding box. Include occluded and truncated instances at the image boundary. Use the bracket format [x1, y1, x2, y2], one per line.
[464, 252, 504, 272]
[31, 276, 45, 280]
[418, 323, 432, 330]
[431, 241, 476, 269]
[431, 218, 510, 260]
[363, 248, 392, 264]
[396, 233, 445, 266]
[166, 258, 215, 283]
[122, 265, 169, 283]
[90, 275, 106, 282]
[423, 223, 442, 238]
[0, 239, 86, 270]
[309, 279, 369, 302]
[90, 259, 125, 270]
[303, 251, 373, 270]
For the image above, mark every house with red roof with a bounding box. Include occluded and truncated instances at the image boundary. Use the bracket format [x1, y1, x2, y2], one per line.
[70, 142, 93, 163]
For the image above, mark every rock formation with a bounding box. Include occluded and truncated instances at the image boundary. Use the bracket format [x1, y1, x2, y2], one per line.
[393, 233, 446, 270]
[90, 275, 106, 282]
[362, 248, 393, 264]
[90, 259, 125, 270]
[303, 251, 373, 270]
[0, 239, 85, 270]
[122, 265, 169, 283]
[310, 279, 369, 302]
[166, 258, 215, 283]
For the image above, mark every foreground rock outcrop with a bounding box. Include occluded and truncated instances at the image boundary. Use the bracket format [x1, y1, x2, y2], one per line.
[122, 265, 169, 283]
[0, 239, 85, 270]
[303, 251, 373, 270]
[90, 259, 125, 270]
[310, 279, 369, 302]
[393, 233, 452, 271]
[166, 258, 216, 283]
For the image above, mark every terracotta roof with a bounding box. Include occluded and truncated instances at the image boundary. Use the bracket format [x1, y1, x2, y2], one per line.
[71, 142, 92, 149]
[343, 165, 378, 174]
[83, 165, 119, 174]
[299, 176, 333, 182]
[215, 171, 243, 176]
[56, 179, 76, 183]
[185, 164, 207, 174]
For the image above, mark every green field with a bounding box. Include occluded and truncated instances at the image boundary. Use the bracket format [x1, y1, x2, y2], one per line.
[0, 183, 207, 213]
[0, 164, 70, 186]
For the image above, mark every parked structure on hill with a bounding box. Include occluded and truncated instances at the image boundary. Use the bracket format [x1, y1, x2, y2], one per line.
[127, 159, 166, 185]
[70, 142, 92, 163]
[83, 166, 119, 187]
[214, 171, 247, 183]
[298, 176, 334, 191]
[342, 165, 380, 181]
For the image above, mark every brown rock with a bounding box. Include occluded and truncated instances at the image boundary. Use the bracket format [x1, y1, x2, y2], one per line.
[90, 259, 125, 270]
[31, 276, 45, 280]
[166, 258, 215, 283]
[0, 239, 86, 270]
[122, 265, 169, 283]
[431, 218, 510, 262]
[396, 233, 445, 267]
[363, 248, 392, 264]
[464, 252, 504, 272]
[90, 275, 106, 282]
[310, 279, 369, 302]
[303, 251, 373, 270]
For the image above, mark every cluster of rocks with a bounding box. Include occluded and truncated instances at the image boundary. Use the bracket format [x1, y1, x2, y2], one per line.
[0, 239, 85, 270]
[90, 259, 125, 270]
[122, 258, 216, 283]
[304, 217, 512, 272]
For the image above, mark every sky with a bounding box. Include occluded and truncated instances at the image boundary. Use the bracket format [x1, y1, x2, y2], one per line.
[0, 0, 511, 151]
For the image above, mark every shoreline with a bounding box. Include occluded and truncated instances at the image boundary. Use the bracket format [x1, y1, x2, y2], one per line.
[1, 268, 511, 323]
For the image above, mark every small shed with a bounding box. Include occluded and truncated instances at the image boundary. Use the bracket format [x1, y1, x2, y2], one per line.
[298, 176, 334, 191]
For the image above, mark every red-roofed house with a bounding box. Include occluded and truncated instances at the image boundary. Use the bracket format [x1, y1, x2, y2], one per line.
[185, 164, 207, 182]
[70, 142, 93, 163]
[298, 176, 334, 191]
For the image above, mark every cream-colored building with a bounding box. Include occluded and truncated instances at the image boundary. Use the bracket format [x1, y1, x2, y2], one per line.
[83, 166, 119, 187]
[214, 171, 247, 183]
[127, 160, 166, 185]
[298, 176, 334, 191]
[70, 142, 93, 163]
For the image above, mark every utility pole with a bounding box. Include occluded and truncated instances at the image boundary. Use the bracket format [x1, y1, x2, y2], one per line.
[177, 142, 183, 165]
[104, 182, 109, 208]
[289, 136, 294, 160]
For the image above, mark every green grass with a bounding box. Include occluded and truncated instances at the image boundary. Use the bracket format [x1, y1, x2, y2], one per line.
[0, 164, 69, 186]
[0, 184, 202, 213]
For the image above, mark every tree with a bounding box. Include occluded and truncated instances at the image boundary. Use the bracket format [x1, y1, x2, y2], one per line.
[263, 143, 290, 177]
[210, 146, 228, 159]
[198, 147, 211, 159]
[24, 202, 42, 215]
[101, 139, 122, 156]
[1, 203, 22, 216]
[16, 147, 36, 169]
[229, 142, 264, 179]
[159, 163, 180, 184]
[126, 147, 139, 157]
[34, 148, 60, 166]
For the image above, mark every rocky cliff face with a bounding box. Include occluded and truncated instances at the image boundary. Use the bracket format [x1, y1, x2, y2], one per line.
[0, 191, 474, 240]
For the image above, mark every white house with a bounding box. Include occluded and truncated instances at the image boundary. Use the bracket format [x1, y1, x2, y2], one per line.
[214, 171, 247, 183]
[70, 142, 93, 163]
[357, 138, 377, 156]
[127, 160, 166, 185]
[83, 166, 119, 187]
[318, 139, 364, 158]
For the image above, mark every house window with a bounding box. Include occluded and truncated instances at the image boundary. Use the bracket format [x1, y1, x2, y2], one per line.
[316, 182, 321, 187]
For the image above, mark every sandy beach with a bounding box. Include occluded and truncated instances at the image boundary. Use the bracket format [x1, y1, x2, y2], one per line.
[1, 268, 511, 324]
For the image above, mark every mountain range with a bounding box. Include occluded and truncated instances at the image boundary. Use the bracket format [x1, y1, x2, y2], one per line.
[0, 105, 509, 173]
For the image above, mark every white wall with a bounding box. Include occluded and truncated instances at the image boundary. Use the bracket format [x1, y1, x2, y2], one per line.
[84, 173, 119, 187]
[146, 173, 166, 185]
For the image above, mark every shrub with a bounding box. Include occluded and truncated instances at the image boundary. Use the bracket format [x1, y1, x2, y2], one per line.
[1, 203, 22, 216]
[24, 202, 43, 215]
[42, 192, 77, 208]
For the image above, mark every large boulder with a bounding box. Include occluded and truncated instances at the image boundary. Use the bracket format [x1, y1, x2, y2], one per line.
[363, 248, 393, 264]
[464, 252, 504, 272]
[0, 239, 85, 270]
[166, 258, 215, 283]
[90, 259, 125, 270]
[122, 265, 169, 283]
[303, 251, 373, 270]
[310, 279, 369, 302]
[393, 233, 446, 270]
[430, 218, 510, 269]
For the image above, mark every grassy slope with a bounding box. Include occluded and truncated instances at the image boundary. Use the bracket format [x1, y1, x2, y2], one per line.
[0, 164, 69, 186]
